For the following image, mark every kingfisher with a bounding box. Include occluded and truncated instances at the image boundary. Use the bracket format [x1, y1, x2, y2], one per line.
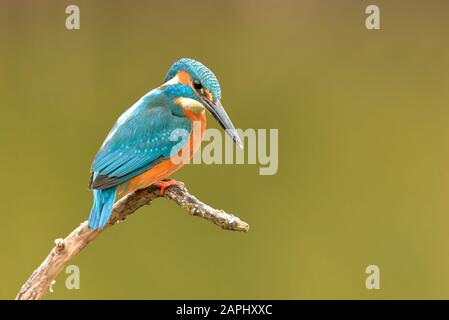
[87, 58, 242, 230]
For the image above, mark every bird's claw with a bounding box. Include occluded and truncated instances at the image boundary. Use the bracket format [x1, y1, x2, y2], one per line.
[153, 179, 183, 195]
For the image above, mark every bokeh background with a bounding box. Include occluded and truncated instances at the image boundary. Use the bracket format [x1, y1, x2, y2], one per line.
[1, 0, 449, 299]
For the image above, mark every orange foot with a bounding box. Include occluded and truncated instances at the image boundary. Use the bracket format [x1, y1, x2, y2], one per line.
[153, 179, 183, 195]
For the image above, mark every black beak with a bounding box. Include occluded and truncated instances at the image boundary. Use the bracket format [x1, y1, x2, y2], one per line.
[201, 98, 243, 148]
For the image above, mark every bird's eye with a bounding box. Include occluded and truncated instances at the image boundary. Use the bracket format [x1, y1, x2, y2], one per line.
[193, 80, 203, 90]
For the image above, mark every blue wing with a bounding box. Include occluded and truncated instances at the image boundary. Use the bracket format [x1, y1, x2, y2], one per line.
[90, 92, 191, 190]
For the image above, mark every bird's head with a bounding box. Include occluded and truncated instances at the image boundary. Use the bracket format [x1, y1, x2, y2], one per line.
[162, 58, 242, 148]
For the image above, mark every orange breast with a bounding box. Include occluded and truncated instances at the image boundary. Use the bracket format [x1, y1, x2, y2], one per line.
[116, 110, 206, 197]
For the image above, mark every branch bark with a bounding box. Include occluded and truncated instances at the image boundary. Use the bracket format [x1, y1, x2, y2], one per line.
[15, 184, 249, 300]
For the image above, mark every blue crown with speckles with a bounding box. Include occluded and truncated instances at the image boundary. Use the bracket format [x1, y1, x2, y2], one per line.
[164, 58, 222, 100]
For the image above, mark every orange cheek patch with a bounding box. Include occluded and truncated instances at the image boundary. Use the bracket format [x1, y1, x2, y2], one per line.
[183, 108, 206, 122]
[177, 71, 192, 86]
[204, 89, 213, 102]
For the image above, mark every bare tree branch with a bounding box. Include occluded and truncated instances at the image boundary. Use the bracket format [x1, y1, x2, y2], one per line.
[15, 184, 249, 300]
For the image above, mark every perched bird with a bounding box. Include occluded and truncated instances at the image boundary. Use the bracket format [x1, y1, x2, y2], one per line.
[87, 58, 242, 230]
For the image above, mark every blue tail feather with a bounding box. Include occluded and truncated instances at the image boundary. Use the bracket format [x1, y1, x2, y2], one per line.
[88, 186, 117, 230]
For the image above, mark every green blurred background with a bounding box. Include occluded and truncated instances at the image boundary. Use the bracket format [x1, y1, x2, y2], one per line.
[1, 0, 449, 299]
